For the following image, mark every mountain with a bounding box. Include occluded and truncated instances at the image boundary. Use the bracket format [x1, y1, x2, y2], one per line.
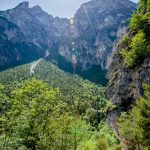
[106, 0, 150, 148]
[72, 0, 136, 70]
[0, 16, 45, 70]
[0, 0, 137, 84]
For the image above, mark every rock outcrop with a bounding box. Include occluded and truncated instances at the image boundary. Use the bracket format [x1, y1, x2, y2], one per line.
[106, 0, 150, 144]
[0, 16, 44, 70]
[106, 49, 150, 137]
[73, 0, 136, 70]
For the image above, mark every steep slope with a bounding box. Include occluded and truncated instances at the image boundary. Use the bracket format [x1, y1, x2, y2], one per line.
[0, 0, 136, 82]
[0, 2, 69, 57]
[0, 16, 45, 70]
[0, 59, 107, 126]
[106, 0, 150, 148]
[66, 0, 136, 70]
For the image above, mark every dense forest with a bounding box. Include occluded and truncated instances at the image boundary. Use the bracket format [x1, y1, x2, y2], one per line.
[0, 61, 121, 149]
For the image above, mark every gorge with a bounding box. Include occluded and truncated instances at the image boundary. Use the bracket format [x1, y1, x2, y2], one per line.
[0, 0, 136, 84]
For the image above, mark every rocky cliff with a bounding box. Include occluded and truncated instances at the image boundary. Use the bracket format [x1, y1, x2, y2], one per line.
[0, 0, 137, 82]
[106, 53, 150, 137]
[0, 16, 44, 70]
[106, 0, 150, 145]
[73, 0, 136, 70]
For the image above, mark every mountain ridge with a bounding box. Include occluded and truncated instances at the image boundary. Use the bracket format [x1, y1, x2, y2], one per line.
[0, 0, 137, 84]
[0, 16, 45, 70]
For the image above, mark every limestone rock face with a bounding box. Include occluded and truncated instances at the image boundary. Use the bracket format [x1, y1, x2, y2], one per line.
[72, 0, 136, 70]
[0, 2, 69, 59]
[106, 0, 150, 141]
[0, 0, 136, 73]
[0, 16, 44, 70]
[106, 51, 150, 138]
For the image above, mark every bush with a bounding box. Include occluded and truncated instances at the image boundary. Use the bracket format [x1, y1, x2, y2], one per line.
[120, 0, 150, 68]
[120, 30, 150, 68]
[118, 84, 150, 149]
[130, 13, 144, 32]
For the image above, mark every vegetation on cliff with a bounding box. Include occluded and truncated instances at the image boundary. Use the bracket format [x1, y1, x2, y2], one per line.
[116, 0, 150, 149]
[120, 0, 150, 68]
[119, 85, 150, 149]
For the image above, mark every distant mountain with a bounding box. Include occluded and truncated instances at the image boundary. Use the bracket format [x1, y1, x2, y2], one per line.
[0, 0, 137, 84]
[0, 16, 45, 70]
[74, 0, 136, 69]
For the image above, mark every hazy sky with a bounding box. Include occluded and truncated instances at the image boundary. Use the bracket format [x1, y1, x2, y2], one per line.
[0, 0, 138, 18]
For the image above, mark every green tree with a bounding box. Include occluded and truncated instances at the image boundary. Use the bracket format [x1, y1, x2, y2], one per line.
[119, 84, 150, 149]
[77, 122, 122, 150]
[0, 79, 72, 149]
[0, 84, 9, 116]
[120, 0, 150, 68]
[121, 30, 149, 68]
[0, 78, 98, 150]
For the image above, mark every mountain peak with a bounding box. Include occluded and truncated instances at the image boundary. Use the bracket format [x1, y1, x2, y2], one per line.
[31, 5, 42, 11]
[29, 5, 44, 14]
[15, 1, 29, 10]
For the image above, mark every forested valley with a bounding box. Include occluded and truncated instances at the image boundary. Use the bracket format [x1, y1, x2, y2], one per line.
[0, 61, 121, 149]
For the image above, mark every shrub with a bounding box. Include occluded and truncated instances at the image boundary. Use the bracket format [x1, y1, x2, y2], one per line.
[120, 0, 150, 68]
[120, 30, 150, 68]
[118, 84, 150, 149]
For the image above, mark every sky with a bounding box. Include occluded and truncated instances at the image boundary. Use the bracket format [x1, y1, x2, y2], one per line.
[0, 0, 138, 18]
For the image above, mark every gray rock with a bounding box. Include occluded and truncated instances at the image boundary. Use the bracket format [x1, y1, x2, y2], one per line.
[0, 16, 44, 69]
[0, 0, 137, 72]
[106, 48, 150, 140]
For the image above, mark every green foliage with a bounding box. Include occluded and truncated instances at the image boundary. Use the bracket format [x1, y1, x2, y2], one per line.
[0, 84, 9, 116]
[120, 0, 150, 68]
[0, 61, 108, 126]
[78, 141, 95, 150]
[78, 65, 108, 86]
[0, 61, 121, 149]
[130, 12, 150, 34]
[119, 34, 131, 46]
[95, 122, 122, 150]
[118, 84, 150, 149]
[0, 79, 93, 149]
[78, 122, 122, 150]
[0, 79, 58, 149]
[103, 101, 116, 113]
[120, 30, 150, 68]
[138, 0, 150, 13]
